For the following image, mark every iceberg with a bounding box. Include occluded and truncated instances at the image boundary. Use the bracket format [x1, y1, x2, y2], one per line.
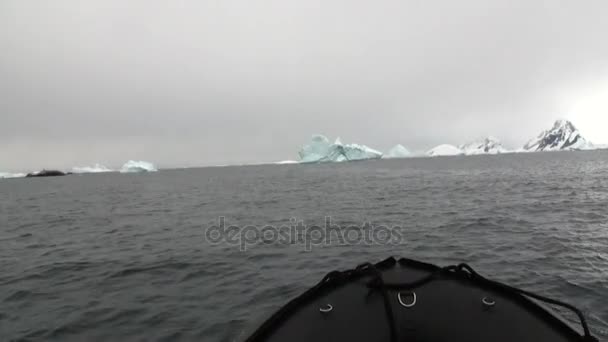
[298, 135, 334, 163]
[385, 144, 411, 158]
[427, 144, 463, 157]
[72, 163, 113, 174]
[0, 172, 26, 179]
[524, 120, 594, 151]
[459, 137, 508, 155]
[298, 135, 383, 163]
[120, 160, 157, 173]
[274, 160, 299, 165]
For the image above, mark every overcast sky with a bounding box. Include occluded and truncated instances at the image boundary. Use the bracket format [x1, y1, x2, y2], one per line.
[1, 0, 608, 171]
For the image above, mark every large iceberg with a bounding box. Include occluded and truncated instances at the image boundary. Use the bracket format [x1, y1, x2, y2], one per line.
[120, 160, 158, 173]
[298, 135, 383, 163]
[524, 120, 593, 151]
[427, 144, 463, 157]
[459, 137, 508, 155]
[72, 164, 113, 174]
[385, 144, 411, 158]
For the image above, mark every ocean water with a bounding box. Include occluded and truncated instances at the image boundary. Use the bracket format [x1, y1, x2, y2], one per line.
[1, 151, 608, 341]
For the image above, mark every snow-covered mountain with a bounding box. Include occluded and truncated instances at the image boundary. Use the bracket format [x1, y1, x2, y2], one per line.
[459, 137, 508, 155]
[298, 135, 383, 163]
[296, 120, 597, 164]
[385, 144, 411, 158]
[427, 144, 463, 157]
[524, 120, 593, 152]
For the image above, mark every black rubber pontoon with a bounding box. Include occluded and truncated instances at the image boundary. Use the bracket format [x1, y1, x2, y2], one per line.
[245, 257, 597, 342]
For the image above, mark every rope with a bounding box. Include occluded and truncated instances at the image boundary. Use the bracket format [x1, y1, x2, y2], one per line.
[455, 263, 598, 342]
[365, 262, 597, 342]
[356, 263, 398, 342]
[245, 258, 597, 342]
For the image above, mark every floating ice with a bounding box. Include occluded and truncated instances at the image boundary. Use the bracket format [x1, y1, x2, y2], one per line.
[298, 135, 333, 163]
[427, 144, 463, 157]
[72, 164, 113, 173]
[120, 160, 157, 173]
[274, 160, 299, 165]
[385, 144, 411, 158]
[298, 135, 383, 163]
[0, 172, 26, 179]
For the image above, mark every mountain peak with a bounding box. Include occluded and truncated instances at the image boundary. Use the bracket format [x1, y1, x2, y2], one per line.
[524, 120, 592, 151]
[459, 136, 508, 155]
[552, 119, 576, 131]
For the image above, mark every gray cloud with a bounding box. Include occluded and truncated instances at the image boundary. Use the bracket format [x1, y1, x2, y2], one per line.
[1, 0, 608, 170]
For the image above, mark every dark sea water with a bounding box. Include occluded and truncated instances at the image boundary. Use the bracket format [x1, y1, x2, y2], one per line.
[1, 151, 608, 341]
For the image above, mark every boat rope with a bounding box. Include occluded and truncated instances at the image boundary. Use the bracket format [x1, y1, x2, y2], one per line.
[356, 262, 398, 341]
[245, 257, 598, 342]
[365, 260, 598, 342]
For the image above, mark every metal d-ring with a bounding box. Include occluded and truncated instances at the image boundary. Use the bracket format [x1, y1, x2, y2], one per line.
[482, 297, 496, 307]
[319, 304, 333, 313]
[398, 292, 417, 308]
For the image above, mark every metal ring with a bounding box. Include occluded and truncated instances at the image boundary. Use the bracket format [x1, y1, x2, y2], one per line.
[319, 304, 333, 313]
[398, 292, 417, 308]
[482, 297, 496, 307]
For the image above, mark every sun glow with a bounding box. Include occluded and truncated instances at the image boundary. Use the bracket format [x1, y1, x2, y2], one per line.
[563, 81, 608, 145]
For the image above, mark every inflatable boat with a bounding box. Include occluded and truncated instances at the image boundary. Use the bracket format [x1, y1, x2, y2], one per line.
[244, 257, 597, 342]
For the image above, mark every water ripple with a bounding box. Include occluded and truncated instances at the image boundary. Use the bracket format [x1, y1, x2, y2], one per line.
[0, 151, 607, 340]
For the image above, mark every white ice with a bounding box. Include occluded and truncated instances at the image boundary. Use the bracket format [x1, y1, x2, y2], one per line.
[0, 172, 26, 179]
[72, 164, 113, 173]
[385, 144, 411, 158]
[459, 137, 508, 155]
[274, 160, 299, 165]
[427, 144, 463, 157]
[120, 160, 158, 173]
[298, 135, 383, 163]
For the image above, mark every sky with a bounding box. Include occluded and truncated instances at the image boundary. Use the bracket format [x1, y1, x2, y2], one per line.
[1, 0, 607, 171]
